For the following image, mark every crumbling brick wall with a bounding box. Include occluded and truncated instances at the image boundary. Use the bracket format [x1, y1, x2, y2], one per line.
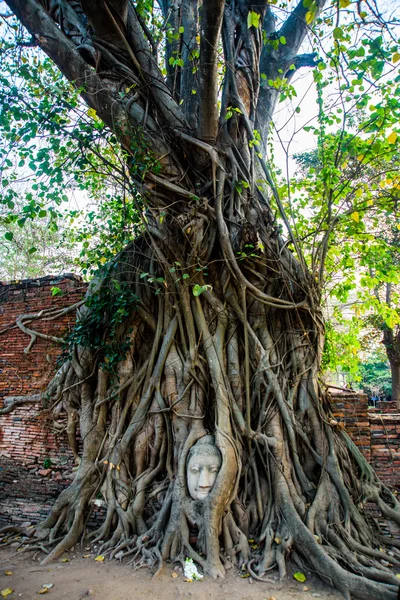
[331, 391, 371, 462]
[0, 274, 86, 404]
[331, 391, 400, 491]
[370, 414, 400, 488]
[0, 275, 87, 526]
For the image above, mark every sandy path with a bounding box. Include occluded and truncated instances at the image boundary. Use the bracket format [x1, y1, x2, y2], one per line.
[0, 549, 344, 600]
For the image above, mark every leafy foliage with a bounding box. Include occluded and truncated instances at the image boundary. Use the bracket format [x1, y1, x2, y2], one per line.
[62, 276, 139, 375]
[0, 40, 145, 278]
[358, 351, 392, 398]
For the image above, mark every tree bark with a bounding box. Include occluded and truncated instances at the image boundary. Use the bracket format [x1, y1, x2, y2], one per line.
[389, 360, 400, 407]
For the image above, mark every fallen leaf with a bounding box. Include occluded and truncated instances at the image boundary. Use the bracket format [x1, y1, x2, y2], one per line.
[303, 586, 310, 591]
[42, 584, 53, 589]
[294, 571, 307, 582]
[396, 573, 400, 579]
[241, 573, 250, 578]
[83, 555, 91, 559]
[1, 589, 13, 598]
[274, 537, 281, 544]
[60, 558, 70, 563]
[171, 572, 178, 579]
[37, 589, 48, 595]
[94, 555, 105, 562]
[4, 572, 12, 576]
[184, 579, 192, 583]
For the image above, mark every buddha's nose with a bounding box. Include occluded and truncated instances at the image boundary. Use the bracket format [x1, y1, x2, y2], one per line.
[198, 469, 211, 488]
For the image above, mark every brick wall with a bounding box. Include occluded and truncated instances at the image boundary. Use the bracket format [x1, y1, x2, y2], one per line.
[0, 274, 86, 403]
[331, 392, 371, 462]
[370, 414, 400, 488]
[331, 391, 400, 491]
[374, 400, 398, 413]
[0, 275, 87, 526]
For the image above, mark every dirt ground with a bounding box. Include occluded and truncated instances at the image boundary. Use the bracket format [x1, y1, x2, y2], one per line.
[0, 548, 345, 600]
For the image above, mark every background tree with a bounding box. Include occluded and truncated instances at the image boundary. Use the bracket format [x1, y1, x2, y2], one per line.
[290, 124, 400, 400]
[358, 349, 392, 399]
[368, 233, 400, 406]
[1, 2, 400, 599]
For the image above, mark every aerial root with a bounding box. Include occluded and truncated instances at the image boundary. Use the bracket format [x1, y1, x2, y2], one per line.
[246, 559, 276, 583]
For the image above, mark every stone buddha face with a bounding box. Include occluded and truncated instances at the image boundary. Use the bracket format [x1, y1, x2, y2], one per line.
[187, 435, 221, 501]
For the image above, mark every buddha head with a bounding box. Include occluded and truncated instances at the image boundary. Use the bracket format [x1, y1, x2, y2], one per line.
[186, 435, 222, 501]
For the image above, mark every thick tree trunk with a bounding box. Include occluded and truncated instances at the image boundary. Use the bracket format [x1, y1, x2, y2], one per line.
[390, 360, 400, 408]
[383, 325, 400, 408]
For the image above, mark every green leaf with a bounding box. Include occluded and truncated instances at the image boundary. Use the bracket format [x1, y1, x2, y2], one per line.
[192, 284, 211, 297]
[192, 284, 205, 297]
[333, 27, 344, 40]
[4, 232, 13, 241]
[247, 10, 260, 28]
[294, 572, 307, 582]
[305, 11, 314, 24]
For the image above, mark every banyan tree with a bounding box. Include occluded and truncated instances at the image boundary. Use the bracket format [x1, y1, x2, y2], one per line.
[2, 1, 400, 598]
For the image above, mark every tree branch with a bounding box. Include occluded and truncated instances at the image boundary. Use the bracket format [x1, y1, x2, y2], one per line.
[198, 0, 225, 142]
[4, 0, 136, 140]
[80, 0, 129, 48]
[125, 4, 188, 130]
[0, 394, 41, 415]
[5, 0, 184, 176]
[256, 0, 328, 141]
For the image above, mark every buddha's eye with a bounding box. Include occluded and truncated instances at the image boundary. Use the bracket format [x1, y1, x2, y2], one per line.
[190, 467, 200, 473]
[210, 467, 219, 473]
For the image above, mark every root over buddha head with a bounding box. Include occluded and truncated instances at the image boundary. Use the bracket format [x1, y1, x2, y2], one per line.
[186, 435, 222, 501]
